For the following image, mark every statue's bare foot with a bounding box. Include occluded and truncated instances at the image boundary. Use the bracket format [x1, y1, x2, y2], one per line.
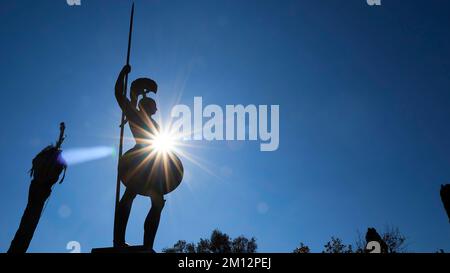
[113, 241, 130, 248]
[142, 246, 156, 253]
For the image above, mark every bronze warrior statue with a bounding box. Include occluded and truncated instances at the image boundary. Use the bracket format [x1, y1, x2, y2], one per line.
[113, 65, 183, 252]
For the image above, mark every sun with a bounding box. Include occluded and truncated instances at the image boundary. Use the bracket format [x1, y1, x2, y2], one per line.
[152, 131, 176, 153]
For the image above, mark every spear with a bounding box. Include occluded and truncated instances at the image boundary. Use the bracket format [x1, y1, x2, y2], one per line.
[114, 2, 134, 234]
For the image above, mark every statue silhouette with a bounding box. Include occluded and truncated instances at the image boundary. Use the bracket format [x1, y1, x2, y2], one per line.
[8, 123, 67, 253]
[440, 184, 450, 222]
[113, 65, 183, 252]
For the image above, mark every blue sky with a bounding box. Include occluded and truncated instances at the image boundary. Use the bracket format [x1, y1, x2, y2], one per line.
[1, 0, 450, 253]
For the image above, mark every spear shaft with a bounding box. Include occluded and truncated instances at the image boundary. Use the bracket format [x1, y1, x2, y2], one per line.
[114, 2, 134, 237]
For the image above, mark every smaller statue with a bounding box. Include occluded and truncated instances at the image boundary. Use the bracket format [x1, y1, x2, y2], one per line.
[8, 123, 67, 253]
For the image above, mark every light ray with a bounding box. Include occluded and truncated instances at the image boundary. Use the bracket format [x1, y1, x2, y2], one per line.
[61, 146, 115, 166]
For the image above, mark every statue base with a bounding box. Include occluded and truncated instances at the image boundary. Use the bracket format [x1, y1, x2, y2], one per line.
[91, 245, 155, 253]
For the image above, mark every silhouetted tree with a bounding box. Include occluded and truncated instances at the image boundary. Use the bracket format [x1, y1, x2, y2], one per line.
[382, 226, 407, 253]
[162, 229, 257, 253]
[323, 237, 353, 253]
[196, 238, 211, 253]
[293, 242, 310, 253]
[361, 227, 389, 253]
[356, 226, 407, 253]
[232, 236, 258, 253]
[162, 240, 188, 253]
[210, 229, 231, 253]
[185, 242, 196, 253]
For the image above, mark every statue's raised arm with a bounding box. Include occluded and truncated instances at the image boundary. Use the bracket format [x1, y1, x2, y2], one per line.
[115, 65, 134, 112]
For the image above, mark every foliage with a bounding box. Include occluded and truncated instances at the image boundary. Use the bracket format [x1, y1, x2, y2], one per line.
[355, 226, 407, 253]
[322, 237, 353, 253]
[293, 242, 310, 253]
[162, 229, 257, 253]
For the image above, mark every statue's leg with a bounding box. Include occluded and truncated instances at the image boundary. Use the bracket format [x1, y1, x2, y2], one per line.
[143, 193, 165, 250]
[113, 188, 137, 247]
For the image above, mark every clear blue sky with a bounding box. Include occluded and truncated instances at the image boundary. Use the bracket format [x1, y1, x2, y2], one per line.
[1, 0, 450, 253]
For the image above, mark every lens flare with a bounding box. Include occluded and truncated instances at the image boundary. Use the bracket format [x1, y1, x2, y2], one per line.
[152, 131, 175, 153]
[61, 146, 115, 166]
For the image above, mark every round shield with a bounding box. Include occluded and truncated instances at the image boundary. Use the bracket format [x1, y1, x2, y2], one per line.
[118, 146, 183, 196]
